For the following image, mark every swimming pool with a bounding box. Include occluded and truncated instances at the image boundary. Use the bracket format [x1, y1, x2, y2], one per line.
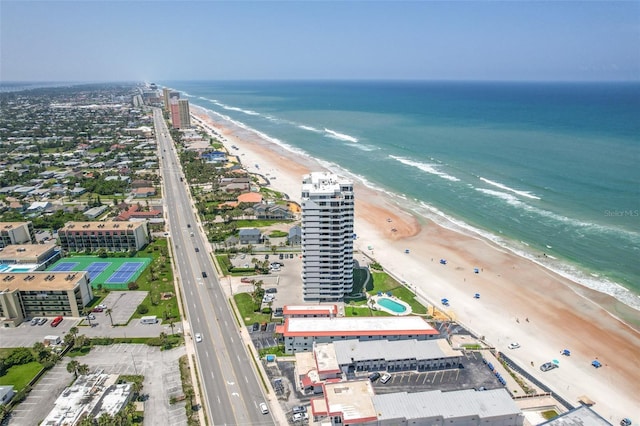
[377, 297, 407, 314]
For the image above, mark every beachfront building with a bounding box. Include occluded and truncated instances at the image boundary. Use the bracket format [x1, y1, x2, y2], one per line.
[309, 381, 524, 425]
[0, 271, 93, 327]
[0, 221, 36, 248]
[178, 99, 191, 128]
[301, 172, 354, 302]
[170, 97, 181, 129]
[57, 221, 149, 253]
[276, 316, 439, 354]
[296, 338, 460, 394]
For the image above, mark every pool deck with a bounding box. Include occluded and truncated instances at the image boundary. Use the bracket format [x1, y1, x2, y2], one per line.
[372, 295, 412, 316]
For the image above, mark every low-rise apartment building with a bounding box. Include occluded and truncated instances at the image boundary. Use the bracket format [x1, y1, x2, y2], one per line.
[57, 221, 149, 253]
[277, 316, 439, 354]
[283, 304, 338, 319]
[0, 271, 93, 327]
[311, 381, 524, 425]
[0, 243, 62, 270]
[0, 222, 36, 248]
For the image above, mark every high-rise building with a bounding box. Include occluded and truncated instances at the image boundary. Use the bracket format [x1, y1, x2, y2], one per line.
[301, 172, 354, 301]
[170, 97, 181, 129]
[178, 99, 191, 128]
[162, 88, 171, 110]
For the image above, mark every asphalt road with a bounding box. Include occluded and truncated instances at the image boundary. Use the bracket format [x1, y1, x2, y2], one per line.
[153, 109, 274, 426]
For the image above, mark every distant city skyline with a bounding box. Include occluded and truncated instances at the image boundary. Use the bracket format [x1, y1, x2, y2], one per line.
[1, 1, 638, 82]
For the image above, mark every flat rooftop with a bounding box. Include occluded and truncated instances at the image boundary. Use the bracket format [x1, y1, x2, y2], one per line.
[322, 380, 377, 423]
[373, 389, 522, 421]
[282, 316, 439, 337]
[58, 221, 145, 232]
[0, 222, 30, 231]
[315, 343, 341, 374]
[333, 338, 458, 365]
[0, 243, 56, 259]
[0, 271, 88, 291]
[283, 304, 338, 316]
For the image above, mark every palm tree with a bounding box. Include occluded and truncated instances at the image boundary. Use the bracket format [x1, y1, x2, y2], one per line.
[105, 308, 114, 327]
[168, 319, 175, 335]
[67, 360, 80, 378]
[82, 307, 93, 326]
[77, 363, 90, 376]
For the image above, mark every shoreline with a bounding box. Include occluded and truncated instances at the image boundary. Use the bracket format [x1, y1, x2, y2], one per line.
[189, 106, 640, 421]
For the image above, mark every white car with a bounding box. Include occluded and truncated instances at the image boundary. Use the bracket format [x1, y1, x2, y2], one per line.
[195, 333, 202, 343]
[380, 373, 392, 384]
[259, 402, 269, 414]
[508, 342, 520, 349]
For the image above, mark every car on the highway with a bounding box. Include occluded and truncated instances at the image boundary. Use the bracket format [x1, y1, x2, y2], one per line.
[507, 342, 520, 349]
[195, 247, 199, 252]
[201, 271, 207, 278]
[195, 333, 202, 343]
[259, 402, 269, 414]
[540, 362, 558, 372]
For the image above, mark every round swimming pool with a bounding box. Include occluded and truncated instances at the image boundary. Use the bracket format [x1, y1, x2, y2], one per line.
[377, 297, 407, 313]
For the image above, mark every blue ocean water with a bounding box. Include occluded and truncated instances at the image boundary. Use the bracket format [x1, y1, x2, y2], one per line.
[164, 80, 640, 309]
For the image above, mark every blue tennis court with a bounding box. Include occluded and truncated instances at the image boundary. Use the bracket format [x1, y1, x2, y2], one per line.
[47, 257, 151, 289]
[49, 262, 79, 272]
[105, 262, 146, 284]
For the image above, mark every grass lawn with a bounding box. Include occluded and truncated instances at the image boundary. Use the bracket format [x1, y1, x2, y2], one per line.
[345, 304, 391, 317]
[234, 293, 271, 325]
[0, 361, 43, 391]
[131, 239, 179, 321]
[367, 272, 428, 315]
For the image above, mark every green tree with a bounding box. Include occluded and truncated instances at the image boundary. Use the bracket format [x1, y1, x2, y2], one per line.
[67, 360, 80, 378]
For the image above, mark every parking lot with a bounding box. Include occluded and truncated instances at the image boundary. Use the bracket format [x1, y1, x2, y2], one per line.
[97, 290, 149, 325]
[0, 317, 80, 349]
[249, 322, 280, 350]
[71, 344, 187, 426]
[7, 362, 73, 426]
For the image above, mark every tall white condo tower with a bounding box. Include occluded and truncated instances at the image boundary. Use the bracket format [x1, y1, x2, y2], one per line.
[301, 172, 354, 301]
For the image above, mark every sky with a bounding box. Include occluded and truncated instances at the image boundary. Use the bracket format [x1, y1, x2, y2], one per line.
[1, 1, 639, 82]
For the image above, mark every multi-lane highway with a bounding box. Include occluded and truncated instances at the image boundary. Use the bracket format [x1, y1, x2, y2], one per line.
[153, 108, 275, 426]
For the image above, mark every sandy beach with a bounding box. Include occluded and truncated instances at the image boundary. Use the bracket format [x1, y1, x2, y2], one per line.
[190, 107, 640, 422]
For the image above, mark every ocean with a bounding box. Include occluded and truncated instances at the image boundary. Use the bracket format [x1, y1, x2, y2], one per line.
[162, 80, 640, 310]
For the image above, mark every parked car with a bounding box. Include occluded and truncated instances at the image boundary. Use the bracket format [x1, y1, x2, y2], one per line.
[265, 288, 277, 294]
[92, 307, 104, 313]
[540, 362, 558, 372]
[86, 314, 96, 320]
[97, 304, 107, 309]
[31, 318, 39, 326]
[292, 413, 308, 422]
[380, 373, 391, 384]
[292, 405, 307, 414]
[252, 322, 259, 332]
[260, 322, 267, 331]
[38, 317, 48, 325]
[259, 402, 269, 414]
[507, 342, 520, 349]
[51, 316, 63, 327]
[368, 372, 381, 382]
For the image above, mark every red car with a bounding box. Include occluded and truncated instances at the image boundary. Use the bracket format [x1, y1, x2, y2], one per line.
[92, 307, 104, 313]
[51, 316, 63, 327]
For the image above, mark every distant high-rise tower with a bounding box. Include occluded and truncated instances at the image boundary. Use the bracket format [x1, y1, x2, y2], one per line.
[170, 96, 181, 129]
[162, 88, 171, 110]
[301, 172, 354, 301]
[178, 99, 191, 128]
